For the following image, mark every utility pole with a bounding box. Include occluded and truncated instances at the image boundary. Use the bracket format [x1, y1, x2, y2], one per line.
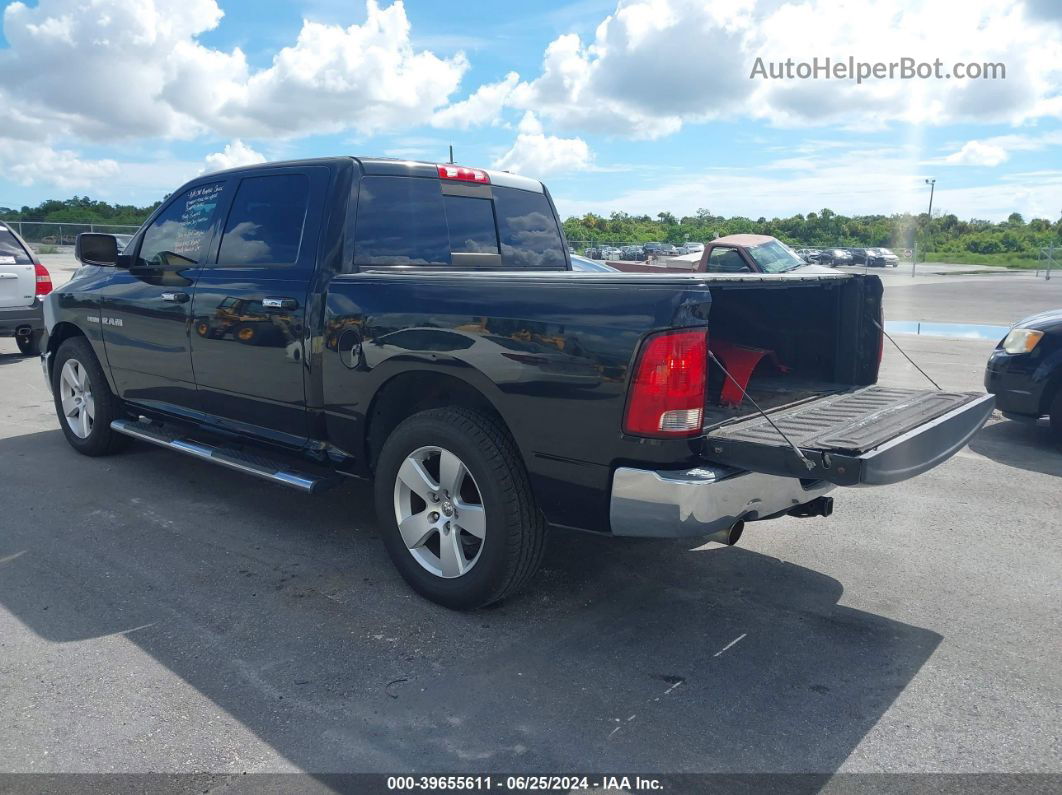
[448, 145, 454, 164]
[914, 177, 936, 277]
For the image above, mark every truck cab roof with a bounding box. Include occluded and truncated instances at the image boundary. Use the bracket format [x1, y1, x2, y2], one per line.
[202, 156, 546, 194]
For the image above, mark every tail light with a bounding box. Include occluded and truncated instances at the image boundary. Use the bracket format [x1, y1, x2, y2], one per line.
[437, 164, 490, 184]
[623, 329, 707, 437]
[34, 264, 53, 297]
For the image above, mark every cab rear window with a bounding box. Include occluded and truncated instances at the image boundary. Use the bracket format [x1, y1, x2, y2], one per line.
[352, 176, 565, 270]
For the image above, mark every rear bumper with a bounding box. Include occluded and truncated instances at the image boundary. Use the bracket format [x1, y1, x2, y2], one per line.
[0, 302, 43, 336]
[610, 464, 834, 538]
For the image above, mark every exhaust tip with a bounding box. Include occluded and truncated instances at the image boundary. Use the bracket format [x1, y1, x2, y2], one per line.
[707, 520, 744, 546]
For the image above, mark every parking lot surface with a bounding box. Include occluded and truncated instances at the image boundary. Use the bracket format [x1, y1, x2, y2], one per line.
[1, 272, 1059, 775]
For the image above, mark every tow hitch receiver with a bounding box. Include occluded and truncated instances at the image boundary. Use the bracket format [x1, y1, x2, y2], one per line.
[788, 496, 834, 518]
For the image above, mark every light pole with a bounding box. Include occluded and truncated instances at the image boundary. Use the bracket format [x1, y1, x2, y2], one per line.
[914, 178, 936, 276]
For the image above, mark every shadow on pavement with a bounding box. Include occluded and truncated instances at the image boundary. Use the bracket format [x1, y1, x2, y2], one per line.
[969, 418, 1061, 478]
[0, 351, 32, 367]
[0, 430, 941, 774]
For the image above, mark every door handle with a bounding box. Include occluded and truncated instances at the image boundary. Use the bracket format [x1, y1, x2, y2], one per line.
[160, 291, 189, 303]
[263, 297, 297, 310]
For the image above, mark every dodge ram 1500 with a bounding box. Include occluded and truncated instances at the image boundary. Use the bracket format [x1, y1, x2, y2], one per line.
[42, 157, 994, 608]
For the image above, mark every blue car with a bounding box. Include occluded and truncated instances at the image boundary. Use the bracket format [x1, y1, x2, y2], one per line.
[570, 255, 618, 273]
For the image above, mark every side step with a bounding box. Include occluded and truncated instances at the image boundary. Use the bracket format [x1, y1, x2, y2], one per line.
[110, 419, 340, 494]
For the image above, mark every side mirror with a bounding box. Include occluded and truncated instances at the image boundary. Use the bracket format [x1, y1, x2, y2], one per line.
[75, 233, 119, 267]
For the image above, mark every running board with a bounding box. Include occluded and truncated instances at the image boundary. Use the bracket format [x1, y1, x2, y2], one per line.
[110, 419, 338, 494]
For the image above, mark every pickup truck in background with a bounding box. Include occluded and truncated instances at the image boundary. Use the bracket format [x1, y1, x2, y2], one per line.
[608, 234, 827, 275]
[42, 157, 994, 609]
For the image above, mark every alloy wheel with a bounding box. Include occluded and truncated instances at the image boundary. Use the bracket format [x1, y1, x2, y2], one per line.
[59, 359, 95, 439]
[393, 445, 486, 578]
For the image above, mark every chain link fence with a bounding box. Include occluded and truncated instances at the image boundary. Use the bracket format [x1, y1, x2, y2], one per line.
[4, 220, 141, 248]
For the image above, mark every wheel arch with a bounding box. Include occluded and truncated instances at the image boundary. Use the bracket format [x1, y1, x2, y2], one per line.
[45, 322, 118, 394]
[364, 369, 517, 474]
[1039, 366, 1062, 417]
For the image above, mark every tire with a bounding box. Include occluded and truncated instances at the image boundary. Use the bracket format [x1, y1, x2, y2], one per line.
[374, 407, 546, 609]
[1050, 390, 1062, 448]
[52, 336, 129, 456]
[234, 323, 258, 345]
[15, 330, 42, 356]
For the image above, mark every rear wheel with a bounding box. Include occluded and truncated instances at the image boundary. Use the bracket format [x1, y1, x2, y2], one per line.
[15, 330, 42, 356]
[52, 336, 128, 456]
[374, 407, 546, 609]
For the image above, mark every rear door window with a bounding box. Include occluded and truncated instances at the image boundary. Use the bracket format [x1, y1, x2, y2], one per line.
[138, 182, 224, 267]
[217, 173, 310, 265]
[0, 227, 32, 264]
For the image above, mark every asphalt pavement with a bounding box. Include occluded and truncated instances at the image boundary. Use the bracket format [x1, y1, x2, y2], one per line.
[0, 270, 1059, 777]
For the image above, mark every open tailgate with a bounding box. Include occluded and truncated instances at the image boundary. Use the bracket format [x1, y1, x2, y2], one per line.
[702, 386, 994, 486]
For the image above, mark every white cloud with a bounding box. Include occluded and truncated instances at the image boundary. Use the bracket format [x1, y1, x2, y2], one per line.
[434, 0, 1062, 137]
[202, 140, 266, 173]
[0, 140, 119, 190]
[0, 0, 468, 142]
[492, 112, 592, 176]
[942, 141, 1010, 167]
[431, 72, 520, 130]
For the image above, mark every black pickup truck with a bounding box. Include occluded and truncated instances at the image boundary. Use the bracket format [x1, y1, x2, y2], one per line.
[42, 156, 994, 609]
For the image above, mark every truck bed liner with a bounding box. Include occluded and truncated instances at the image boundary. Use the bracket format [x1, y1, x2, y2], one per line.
[707, 385, 981, 455]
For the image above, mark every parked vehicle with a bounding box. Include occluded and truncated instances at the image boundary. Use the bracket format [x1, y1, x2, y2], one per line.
[599, 246, 623, 260]
[985, 309, 1062, 445]
[0, 222, 52, 355]
[611, 234, 832, 275]
[848, 247, 868, 264]
[43, 157, 993, 609]
[821, 248, 854, 266]
[796, 248, 828, 264]
[620, 245, 644, 261]
[680, 242, 705, 256]
[865, 248, 900, 267]
[570, 255, 619, 272]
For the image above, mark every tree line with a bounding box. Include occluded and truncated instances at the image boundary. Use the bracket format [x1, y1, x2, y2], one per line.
[0, 196, 161, 227]
[563, 208, 1062, 263]
[3, 197, 1059, 264]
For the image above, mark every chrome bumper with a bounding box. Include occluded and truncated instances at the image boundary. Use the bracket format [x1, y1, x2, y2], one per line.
[610, 465, 835, 538]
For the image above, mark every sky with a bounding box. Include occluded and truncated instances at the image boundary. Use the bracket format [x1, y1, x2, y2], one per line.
[0, 0, 1060, 222]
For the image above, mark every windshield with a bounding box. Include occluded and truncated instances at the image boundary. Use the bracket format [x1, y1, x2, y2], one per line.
[747, 240, 806, 273]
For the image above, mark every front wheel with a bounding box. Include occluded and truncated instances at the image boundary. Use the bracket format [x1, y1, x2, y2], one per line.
[52, 336, 129, 456]
[374, 407, 546, 609]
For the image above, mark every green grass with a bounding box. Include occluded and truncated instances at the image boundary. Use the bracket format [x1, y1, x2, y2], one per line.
[922, 251, 1049, 269]
[35, 244, 58, 254]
